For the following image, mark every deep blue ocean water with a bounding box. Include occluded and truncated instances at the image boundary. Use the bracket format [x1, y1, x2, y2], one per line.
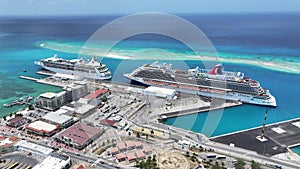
[0, 14, 300, 141]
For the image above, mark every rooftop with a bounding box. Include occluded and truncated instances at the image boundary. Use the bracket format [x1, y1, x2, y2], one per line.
[117, 142, 126, 150]
[57, 122, 101, 146]
[110, 147, 119, 153]
[136, 150, 146, 159]
[32, 153, 70, 169]
[125, 141, 134, 148]
[126, 152, 136, 161]
[27, 120, 57, 133]
[75, 104, 95, 115]
[134, 141, 143, 147]
[7, 116, 25, 124]
[144, 147, 152, 153]
[145, 86, 176, 96]
[85, 89, 108, 99]
[0, 135, 19, 147]
[40, 92, 57, 99]
[116, 153, 126, 160]
[15, 140, 53, 155]
[42, 111, 73, 125]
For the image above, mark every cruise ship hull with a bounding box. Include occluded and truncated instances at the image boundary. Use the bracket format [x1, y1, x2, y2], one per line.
[35, 61, 111, 80]
[124, 74, 277, 107]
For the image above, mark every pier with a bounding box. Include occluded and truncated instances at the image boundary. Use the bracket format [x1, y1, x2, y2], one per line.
[159, 101, 242, 119]
[19, 75, 38, 81]
[19, 75, 67, 87]
[3, 96, 34, 108]
[211, 118, 300, 157]
[36, 70, 55, 76]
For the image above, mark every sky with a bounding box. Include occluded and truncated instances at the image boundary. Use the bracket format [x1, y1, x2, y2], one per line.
[0, 0, 300, 16]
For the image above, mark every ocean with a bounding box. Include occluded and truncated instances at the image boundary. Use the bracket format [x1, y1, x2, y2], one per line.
[0, 13, 300, 142]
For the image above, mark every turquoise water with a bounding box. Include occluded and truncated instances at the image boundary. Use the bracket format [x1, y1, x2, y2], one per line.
[1, 14, 300, 138]
[39, 41, 300, 74]
[291, 146, 300, 156]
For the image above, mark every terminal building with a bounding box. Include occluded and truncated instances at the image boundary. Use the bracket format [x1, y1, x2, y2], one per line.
[26, 120, 58, 136]
[42, 109, 74, 128]
[127, 86, 176, 100]
[144, 86, 176, 100]
[15, 140, 53, 157]
[33, 152, 71, 169]
[55, 122, 103, 150]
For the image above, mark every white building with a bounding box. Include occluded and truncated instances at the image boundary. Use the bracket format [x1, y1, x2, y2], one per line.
[33, 152, 71, 169]
[178, 140, 191, 149]
[144, 86, 176, 100]
[63, 82, 88, 102]
[26, 120, 57, 136]
[14, 140, 53, 157]
[42, 109, 74, 128]
[35, 91, 67, 111]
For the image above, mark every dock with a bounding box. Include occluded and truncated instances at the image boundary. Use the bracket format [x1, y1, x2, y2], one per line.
[211, 118, 300, 157]
[19, 76, 38, 81]
[19, 75, 67, 87]
[159, 101, 242, 119]
[36, 70, 55, 76]
[3, 96, 34, 108]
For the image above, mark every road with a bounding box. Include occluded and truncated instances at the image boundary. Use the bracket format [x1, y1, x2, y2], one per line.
[140, 121, 300, 169]
[63, 151, 118, 169]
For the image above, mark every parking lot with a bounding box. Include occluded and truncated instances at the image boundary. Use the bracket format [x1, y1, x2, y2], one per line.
[0, 153, 39, 169]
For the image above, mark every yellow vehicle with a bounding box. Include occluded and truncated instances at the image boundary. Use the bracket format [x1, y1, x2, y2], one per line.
[6, 162, 18, 169]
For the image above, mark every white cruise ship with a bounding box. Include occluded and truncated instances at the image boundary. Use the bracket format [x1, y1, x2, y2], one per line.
[35, 54, 111, 80]
[124, 62, 277, 107]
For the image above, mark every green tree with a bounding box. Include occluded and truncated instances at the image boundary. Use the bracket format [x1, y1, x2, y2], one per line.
[185, 151, 190, 157]
[28, 104, 34, 110]
[251, 160, 262, 169]
[234, 159, 246, 169]
[211, 165, 222, 169]
[221, 162, 225, 168]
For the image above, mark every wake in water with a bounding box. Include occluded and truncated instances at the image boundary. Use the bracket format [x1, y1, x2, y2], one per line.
[37, 41, 300, 74]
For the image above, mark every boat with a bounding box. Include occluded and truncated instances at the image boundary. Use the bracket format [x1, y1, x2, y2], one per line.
[3, 104, 11, 108]
[35, 54, 111, 80]
[124, 62, 277, 107]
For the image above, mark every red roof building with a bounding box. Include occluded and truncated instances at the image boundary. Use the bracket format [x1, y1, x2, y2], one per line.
[125, 141, 135, 150]
[85, 89, 108, 99]
[100, 119, 116, 126]
[26, 120, 58, 137]
[116, 153, 126, 162]
[126, 152, 136, 162]
[0, 135, 19, 154]
[144, 147, 152, 154]
[134, 141, 143, 148]
[117, 142, 126, 151]
[55, 122, 103, 150]
[6, 116, 26, 127]
[110, 147, 119, 155]
[76, 164, 85, 169]
[136, 150, 146, 160]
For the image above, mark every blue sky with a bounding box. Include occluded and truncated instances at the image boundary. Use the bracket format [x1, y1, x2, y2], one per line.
[0, 0, 300, 16]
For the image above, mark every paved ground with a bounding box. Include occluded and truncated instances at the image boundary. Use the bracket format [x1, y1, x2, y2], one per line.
[212, 119, 300, 157]
[0, 154, 39, 168]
